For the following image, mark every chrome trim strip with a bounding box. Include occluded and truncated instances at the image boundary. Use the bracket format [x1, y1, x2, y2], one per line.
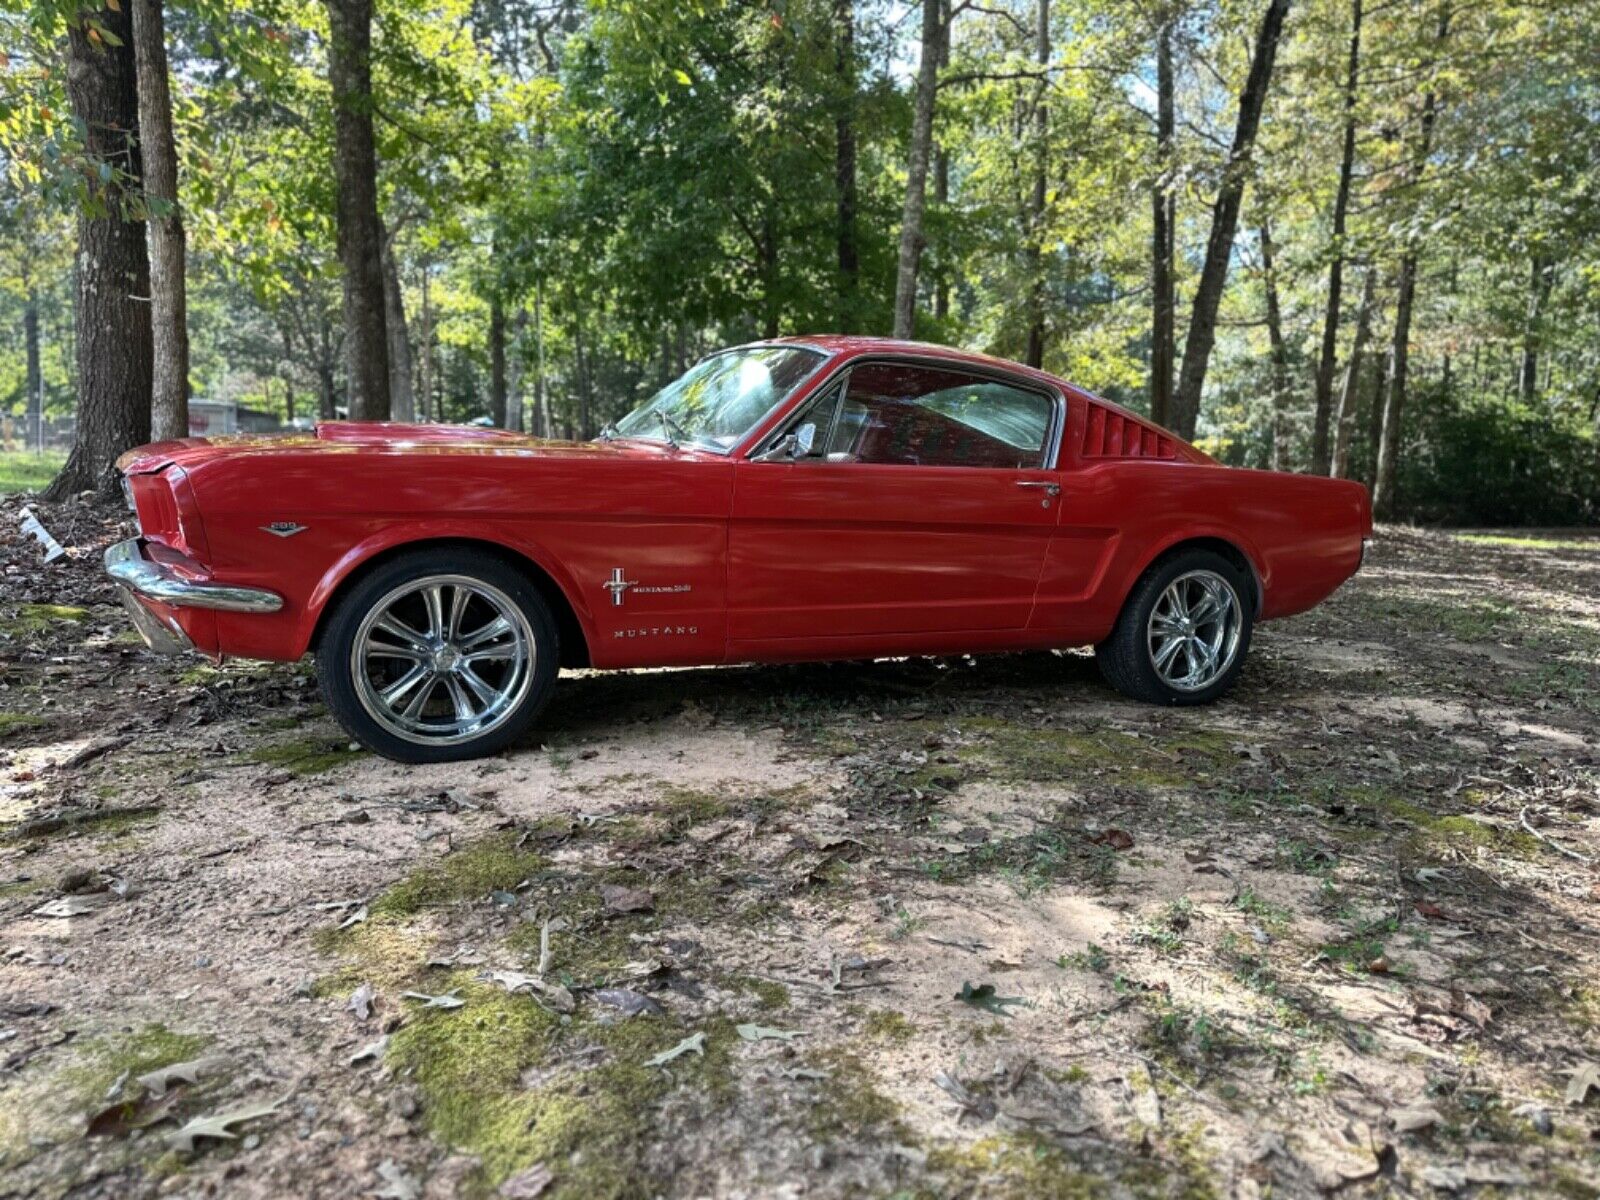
[104, 538, 284, 613]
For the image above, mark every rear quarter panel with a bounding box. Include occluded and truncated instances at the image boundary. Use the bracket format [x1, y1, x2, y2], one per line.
[1033, 460, 1370, 640]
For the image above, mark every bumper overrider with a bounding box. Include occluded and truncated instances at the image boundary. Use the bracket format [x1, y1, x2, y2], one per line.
[104, 537, 283, 655]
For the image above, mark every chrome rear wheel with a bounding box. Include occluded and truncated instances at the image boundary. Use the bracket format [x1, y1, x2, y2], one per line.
[1145, 569, 1243, 693]
[351, 574, 536, 746]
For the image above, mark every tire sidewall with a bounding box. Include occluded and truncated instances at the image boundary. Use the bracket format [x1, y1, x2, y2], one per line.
[1125, 551, 1254, 706]
[317, 550, 559, 763]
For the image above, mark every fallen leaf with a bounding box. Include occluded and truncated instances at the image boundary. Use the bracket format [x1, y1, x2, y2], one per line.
[338, 904, 368, 930]
[31, 893, 113, 918]
[600, 884, 654, 914]
[137, 1055, 230, 1098]
[86, 1090, 180, 1138]
[1367, 955, 1391, 974]
[646, 1032, 705, 1067]
[349, 1036, 388, 1066]
[592, 988, 664, 1018]
[954, 981, 1025, 1017]
[500, 1163, 554, 1198]
[1090, 829, 1135, 852]
[1414, 900, 1448, 921]
[346, 983, 376, 1021]
[164, 1097, 282, 1152]
[934, 1070, 996, 1121]
[483, 970, 575, 1014]
[375, 1159, 421, 1200]
[1391, 1104, 1443, 1133]
[1564, 1061, 1600, 1106]
[402, 990, 465, 1010]
[736, 1023, 801, 1043]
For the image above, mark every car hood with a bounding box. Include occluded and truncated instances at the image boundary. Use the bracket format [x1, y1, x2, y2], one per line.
[116, 421, 697, 475]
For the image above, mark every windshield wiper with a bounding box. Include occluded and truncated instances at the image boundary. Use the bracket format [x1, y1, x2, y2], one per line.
[657, 410, 691, 450]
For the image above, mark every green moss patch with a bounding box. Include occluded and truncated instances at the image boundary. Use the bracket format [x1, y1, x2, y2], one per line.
[370, 833, 549, 919]
[386, 979, 736, 1197]
[965, 718, 1232, 789]
[1, 804, 161, 844]
[928, 1135, 1109, 1199]
[0, 604, 89, 636]
[246, 737, 363, 776]
[0, 711, 48, 738]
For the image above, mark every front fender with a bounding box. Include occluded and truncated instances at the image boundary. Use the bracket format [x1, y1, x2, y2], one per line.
[290, 521, 596, 658]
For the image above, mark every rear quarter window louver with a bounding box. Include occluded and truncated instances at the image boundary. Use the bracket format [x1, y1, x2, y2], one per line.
[1081, 402, 1178, 461]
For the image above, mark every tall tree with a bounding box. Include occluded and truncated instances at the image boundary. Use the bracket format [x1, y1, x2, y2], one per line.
[1170, 0, 1291, 440]
[892, 0, 942, 339]
[489, 290, 507, 427]
[23, 292, 42, 450]
[1023, 0, 1050, 368]
[1259, 218, 1291, 470]
[1373, 9, 1448, 520]
[1330, 264, 1376, 478]
[1517, 254, 1553, 405]
[325, 0, 390, 421]
[130, 0, 188, 442]
[1149, 14, 1176, 428]
[46, 6, 152, 499]
[381, 227, 415, 421]
[835, 0, 858, 331]
[1309, 0, 1363, 474]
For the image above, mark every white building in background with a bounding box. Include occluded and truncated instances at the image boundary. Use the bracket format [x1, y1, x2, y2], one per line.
[188, 401, 282, 437]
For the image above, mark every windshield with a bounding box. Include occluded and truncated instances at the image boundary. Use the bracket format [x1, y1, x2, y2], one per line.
[614, 346, 824, 452]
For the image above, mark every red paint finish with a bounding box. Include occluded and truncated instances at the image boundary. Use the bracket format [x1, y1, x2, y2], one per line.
[116, 338, 1371, 672]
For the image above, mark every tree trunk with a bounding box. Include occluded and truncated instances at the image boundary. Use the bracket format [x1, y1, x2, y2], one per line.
[1371, 9, 1447, 519]
[419, 263, 433, 422]
[1260, 220, 1291, 472]
[1518, 254, 1553, 405]
[835, 0, 858, 332]
[1149, 17, 1176, 428]
[130, 0, 189, 442]
[534, 279, 551, 438]
[1330, 265, 1376, 478]
[279, 323, 297, 424]
[325, 0, 390, 421]
[46, 6, 152, 500]
[1373, 253, 1416, 518]
[489, 289, 507, 427]
[892, 0, 942, 339]
[574, 324, 592, 440]
[1024, 0, 1050, 368]
[381, 227, 415, 421]
[1309, 0, 1362, 474]
[506, 308, 528, 433]
[24, 293, 42, 451]
[317, 315, 337, 420]
[1170, 0, 1291, 441]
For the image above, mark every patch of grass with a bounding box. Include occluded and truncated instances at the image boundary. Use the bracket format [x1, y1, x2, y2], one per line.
[0, 450, 65, 495]
[1365, 593, 1520, 642]
[0, 603, 88, 636]
[927, 1134, 1108, 1199]
[386, 977, 737, 1197]
[964, 719, 1228, 789]
[802, 1046, 907, 1142]
[0, 711, 48, 738]
[1, 804, 161, 844]
[732, 976, 790, 1011]
[1058, 943, 1110, 973]
[1454, 533, 1600, 553]
[1232, 886, 1293, 933]
[245, 736, 362, 776]
[1318, 919, 1395, 973]
[370, 833, 548, 919]
[862, 1009, 917, 1044]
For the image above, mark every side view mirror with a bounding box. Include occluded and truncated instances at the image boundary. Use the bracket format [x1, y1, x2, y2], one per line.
[753, 422, 818, 462]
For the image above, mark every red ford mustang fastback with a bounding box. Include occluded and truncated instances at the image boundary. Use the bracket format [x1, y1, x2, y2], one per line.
[108, 337, 1372, 762]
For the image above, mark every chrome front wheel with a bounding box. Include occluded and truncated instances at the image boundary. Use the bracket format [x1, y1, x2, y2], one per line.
[352, 575, 536, 746]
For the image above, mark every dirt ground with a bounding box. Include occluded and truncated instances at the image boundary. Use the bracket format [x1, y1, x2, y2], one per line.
[2, 497, 1598, 1200]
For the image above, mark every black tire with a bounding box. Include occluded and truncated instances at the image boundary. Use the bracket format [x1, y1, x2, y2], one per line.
[1093, 548, 1254, 706]
[316, 547, 559, 763]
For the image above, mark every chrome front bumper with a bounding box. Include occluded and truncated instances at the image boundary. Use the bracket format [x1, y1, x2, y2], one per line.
[105, 538, 284, 655]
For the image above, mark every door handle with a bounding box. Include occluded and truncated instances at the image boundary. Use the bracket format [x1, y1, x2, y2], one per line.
[1016, 480, 1061, 496]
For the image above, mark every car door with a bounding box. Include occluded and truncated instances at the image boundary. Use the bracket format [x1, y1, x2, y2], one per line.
[727, 358, 1064, 651]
